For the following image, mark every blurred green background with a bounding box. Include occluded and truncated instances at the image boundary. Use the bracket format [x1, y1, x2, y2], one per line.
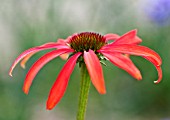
[0, 0, 170, 120]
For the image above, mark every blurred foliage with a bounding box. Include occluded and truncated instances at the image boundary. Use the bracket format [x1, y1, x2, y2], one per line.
[0, 0, 170, 120]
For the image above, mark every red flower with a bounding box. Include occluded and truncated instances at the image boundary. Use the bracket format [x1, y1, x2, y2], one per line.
[9, 29, 162, 110]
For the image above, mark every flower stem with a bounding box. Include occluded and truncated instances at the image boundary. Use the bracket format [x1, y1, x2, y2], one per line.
[77, 64, 91, 120]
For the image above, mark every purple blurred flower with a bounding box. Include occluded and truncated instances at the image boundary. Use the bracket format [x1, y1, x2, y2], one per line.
[145, 0, 170, 26]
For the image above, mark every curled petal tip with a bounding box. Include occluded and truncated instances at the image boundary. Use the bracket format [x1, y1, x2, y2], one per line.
[9, 72, 13, 77]
[154, 81, 158, 84]
[154, 80, 161, 84]
[154, 66, 162, 84]
[9, 68, 14, 77]
[154, 77, 162, 84]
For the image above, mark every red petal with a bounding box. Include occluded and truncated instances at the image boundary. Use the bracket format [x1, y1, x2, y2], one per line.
[84, 50, 106, 94]
[20, 43, 58, 69]
[20, 52, 36, 69]
[100, 44, 162, 83]
[105, 45, 161, 65]
[101, 51, 142, 80]
[9, 43, 69, 76]
[57, 39, 68, 45]
[23, 48, 74, 94]
[20, 42, 70, 68]
[154, 66, 162, 83]
[56, 39, 70, 60]
[104, 33, 120, 41]
[113, 29, 142, 45]
[46, 52, 81, 110]
[103, 30, 142, 50]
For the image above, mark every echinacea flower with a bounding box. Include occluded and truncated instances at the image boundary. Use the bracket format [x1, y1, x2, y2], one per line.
[9, 29, 162, 110]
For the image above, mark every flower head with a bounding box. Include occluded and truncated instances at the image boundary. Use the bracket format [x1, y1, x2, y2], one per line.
[9, 29, 162, 110]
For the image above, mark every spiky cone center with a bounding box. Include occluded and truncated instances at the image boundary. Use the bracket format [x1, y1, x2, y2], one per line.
[70, 32, 106, 52]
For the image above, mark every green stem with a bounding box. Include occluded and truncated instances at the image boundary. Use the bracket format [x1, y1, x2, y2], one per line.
[77, 64, 91, 120]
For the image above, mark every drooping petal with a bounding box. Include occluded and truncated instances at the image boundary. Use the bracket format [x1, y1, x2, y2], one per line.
[154, 66, 162, 83]
[104, 33, 120, 41]
[46, 52, 82, 110]
[84, 50, 106, 94]
[99, 44, 162, 83]
[20, 42, 70, 69]
[20, 52, 36, 69]
[101, 51, 142, 80]
[9, 43, 69, 76]
[20, 43, 56, 69]
[103, 45, 162, 65]
[23, 48, 74, 94]
[143, 56, 162, 83]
